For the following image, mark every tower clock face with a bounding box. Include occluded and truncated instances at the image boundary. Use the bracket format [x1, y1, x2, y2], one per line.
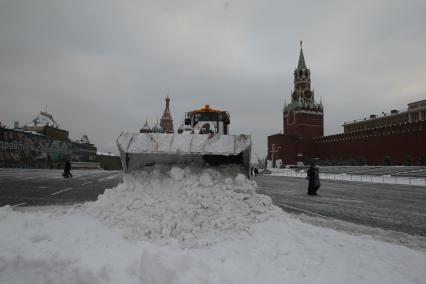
[304, 91, 312, 100]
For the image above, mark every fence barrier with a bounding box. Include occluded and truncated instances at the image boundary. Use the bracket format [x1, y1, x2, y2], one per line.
[269, 168, 426, 187]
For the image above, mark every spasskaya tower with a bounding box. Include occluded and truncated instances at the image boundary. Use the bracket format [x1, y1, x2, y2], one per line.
[268, 42, 324, 165]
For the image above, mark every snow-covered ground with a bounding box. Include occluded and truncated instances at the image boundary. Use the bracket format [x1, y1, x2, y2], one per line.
[1, 166, 425, 283]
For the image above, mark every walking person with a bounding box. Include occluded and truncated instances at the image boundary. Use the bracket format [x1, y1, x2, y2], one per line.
[313, 165, 321, 194]
[306, 163, 317, 195]
[254, 167, 259, 177]
[63, 159, 72, 178]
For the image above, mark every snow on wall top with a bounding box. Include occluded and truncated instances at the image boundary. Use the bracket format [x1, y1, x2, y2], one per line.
[77, 134, 91, 144]
[25, 111, 60, 128]
[117, 132, 251, 155]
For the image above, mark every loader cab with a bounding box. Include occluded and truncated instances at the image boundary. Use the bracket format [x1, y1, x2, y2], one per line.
[185, 104, 230, 135]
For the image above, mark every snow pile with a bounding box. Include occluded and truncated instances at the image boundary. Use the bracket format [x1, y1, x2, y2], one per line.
[1, 205, 426, 284]
[86, 166, 278, 247]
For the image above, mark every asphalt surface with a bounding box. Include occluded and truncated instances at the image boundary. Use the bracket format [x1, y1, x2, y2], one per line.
[256, 174, 426, 237]
[0, 169, 123, 207]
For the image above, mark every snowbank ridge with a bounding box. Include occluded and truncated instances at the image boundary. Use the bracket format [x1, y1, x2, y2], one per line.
[87, 166, 277, 247]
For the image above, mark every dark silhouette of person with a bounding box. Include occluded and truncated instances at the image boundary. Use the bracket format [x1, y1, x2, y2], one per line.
[313, 166, 320, 194]
[306, 163, 320, 195]
[254, 167, 259, 177]
[63, 159, 72, 178]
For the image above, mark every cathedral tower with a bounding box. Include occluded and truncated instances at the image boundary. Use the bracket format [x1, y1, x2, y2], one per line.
[160, 96, 174, 133]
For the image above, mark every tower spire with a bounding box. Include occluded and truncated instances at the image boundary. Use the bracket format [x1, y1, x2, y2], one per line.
[160, 96, 174, 133]
[297, 40, 307, 70]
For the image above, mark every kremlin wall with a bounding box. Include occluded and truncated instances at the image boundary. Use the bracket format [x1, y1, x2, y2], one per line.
[313, 119, 426, 166]
[268, 43, 426, 166]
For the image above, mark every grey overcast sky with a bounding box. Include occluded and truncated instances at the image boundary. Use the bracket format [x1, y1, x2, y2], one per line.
[1, 0, 425, 158]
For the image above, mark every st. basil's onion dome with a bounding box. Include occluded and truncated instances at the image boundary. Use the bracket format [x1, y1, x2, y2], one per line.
[151, 120, 164, 133]
[140, 119, 151, 133]
[177, 121, 185, 134]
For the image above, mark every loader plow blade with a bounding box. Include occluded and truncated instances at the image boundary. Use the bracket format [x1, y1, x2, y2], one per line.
[117, 133, 251, 173]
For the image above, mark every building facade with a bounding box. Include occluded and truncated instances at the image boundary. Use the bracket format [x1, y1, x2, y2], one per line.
[0, 111, 97, 169]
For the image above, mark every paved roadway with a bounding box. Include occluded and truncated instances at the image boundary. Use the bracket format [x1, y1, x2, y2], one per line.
[1, 169, 425, 237]
[256, 174, 426, 237]
[0, 169, 123, 207]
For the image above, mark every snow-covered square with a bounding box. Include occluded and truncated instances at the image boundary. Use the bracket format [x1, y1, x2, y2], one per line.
[1, 166, 425, 284]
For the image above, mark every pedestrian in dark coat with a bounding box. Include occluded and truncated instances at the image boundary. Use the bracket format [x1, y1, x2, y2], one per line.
[306, 163, 317, 195]
[254, 167, 259, 177]
[313, 166, 321, 194]
[63, 159, 72, 178]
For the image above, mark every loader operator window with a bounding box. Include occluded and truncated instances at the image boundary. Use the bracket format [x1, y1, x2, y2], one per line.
[194, 113, 219, 124]
[192, 112, 228, 134]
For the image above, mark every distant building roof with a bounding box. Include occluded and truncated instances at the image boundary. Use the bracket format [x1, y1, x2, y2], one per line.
[26, 111, 60, 128]
[78, 134, 91, 144]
